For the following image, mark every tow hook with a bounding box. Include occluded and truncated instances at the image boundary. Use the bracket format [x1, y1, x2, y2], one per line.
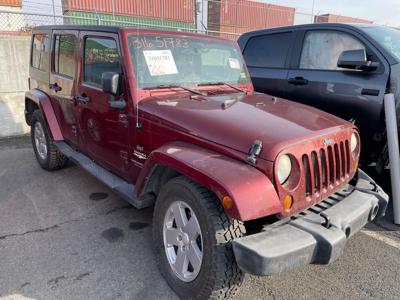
[320, 212, 331, 228]
[247, 140, 263, 165]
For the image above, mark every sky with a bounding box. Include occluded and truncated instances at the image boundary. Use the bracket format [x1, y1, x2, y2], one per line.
[264, 0, 400, 27]
[20, 0, 400, 28]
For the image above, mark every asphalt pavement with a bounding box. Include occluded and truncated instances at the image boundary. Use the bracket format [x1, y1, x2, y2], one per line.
[0, 136, 399, 300]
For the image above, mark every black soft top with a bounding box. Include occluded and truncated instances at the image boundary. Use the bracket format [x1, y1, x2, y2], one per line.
[34, 25, 121, 33]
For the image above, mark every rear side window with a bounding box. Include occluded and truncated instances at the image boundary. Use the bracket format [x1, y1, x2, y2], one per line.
[300, 31, 365, 70]
[54, 35, 76, 78]
[243, 32, 293, 68]
[32, 34, 49, 71]
[84, 37, 119, 86]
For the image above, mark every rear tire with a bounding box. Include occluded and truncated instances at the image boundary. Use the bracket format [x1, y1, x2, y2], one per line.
[153, 176, 245, 300]
[31, 110, 67, 171]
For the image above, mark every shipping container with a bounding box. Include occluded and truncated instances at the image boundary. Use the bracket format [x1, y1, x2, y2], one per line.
[64, 11, 195, 31]
[0, 0, 22, 7]
[314, 14, 372, 24]
[208, 0, 295, 34]
[61, 0, 195, 23]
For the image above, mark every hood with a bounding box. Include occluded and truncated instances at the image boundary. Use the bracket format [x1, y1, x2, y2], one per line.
[139, 92, 352, 161]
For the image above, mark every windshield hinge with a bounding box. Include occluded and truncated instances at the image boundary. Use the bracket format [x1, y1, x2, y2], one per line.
[247, 140, 263, 165]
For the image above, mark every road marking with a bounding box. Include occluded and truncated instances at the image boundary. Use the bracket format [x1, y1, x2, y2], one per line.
[362, 229, 400, 250]
[0, 169, 6, 177]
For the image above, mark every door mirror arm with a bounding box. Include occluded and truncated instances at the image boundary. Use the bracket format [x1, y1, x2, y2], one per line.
[108, 95, 126, 110]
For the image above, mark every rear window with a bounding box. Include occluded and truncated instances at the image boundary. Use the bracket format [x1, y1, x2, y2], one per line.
[243, 32, 293, 68]
[54, 34, 76, 78]
[32, 34, 50, 72]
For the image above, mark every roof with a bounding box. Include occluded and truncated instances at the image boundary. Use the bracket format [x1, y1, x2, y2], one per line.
[239, 22, 383, 37]
[33, 25, 233, 43]
[34, 25, 121, 33]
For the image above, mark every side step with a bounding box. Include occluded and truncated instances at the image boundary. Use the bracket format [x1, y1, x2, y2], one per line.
[54, 141, 153, 209]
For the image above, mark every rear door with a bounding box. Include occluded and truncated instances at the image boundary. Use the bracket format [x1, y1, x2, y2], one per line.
[49, 30, 79, 147]
[286, 28, 390, 156]
[76, 31, 131, 179]
[241, 30, 295, 98]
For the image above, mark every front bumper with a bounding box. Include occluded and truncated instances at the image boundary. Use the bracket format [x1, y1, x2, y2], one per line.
[232, 169, 388, 276]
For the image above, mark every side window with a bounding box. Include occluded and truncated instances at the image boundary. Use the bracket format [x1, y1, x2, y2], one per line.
[54, 35, 76, 78]
[300, 31, 365, 70]
[32, 34, 50, 71]
[243, 32, 293, 68]
[84, 37, 119, 86]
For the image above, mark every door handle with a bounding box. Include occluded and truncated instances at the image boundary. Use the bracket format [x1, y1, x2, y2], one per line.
[49, 83, 62, 92]
[361, 88, 380, 96]
[74, 94, 91, 104]
[288, 77, 309, 86]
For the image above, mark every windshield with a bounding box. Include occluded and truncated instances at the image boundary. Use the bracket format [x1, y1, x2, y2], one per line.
[362, 26, 400, 61]
[128, 34, 250, 88]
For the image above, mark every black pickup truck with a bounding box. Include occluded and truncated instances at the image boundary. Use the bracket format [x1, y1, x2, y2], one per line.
[238, 23, 400, 171]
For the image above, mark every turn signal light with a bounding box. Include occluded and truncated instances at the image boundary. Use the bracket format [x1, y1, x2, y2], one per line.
[222, 196, 234, 209]
[283, 195, 293, 211]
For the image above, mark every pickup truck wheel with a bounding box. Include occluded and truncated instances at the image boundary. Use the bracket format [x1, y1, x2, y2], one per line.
[153, 176, 245, 300]
[31, 110, 67, 171]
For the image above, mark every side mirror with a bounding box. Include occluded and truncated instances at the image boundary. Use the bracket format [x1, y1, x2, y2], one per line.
[102, 72, 121, 96]
[337, 49, 379, 71]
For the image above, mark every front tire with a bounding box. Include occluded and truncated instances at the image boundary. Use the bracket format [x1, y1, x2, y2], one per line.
[31, 110, 67, 171]
[153, 176, 245, 300]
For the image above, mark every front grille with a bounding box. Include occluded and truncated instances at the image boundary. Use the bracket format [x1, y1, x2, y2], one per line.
[302, 141, 351, 196]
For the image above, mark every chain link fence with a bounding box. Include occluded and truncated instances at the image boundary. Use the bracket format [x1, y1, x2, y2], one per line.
[0, 0, 377, 40]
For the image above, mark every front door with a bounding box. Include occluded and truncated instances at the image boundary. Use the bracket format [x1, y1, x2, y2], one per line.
[76, 31, 131, 179]
[49, 30, 79, 147]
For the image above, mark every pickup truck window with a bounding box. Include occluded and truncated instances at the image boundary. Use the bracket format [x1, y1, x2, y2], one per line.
[32, 34, 49, 72]
[243, 32, 292, 68]
[128, 34, 249, 88]
[300, 31, 365, 70]
[54, 35, 75, 78]
[362, 26, 400, 61]
[84, 37, 119, 86]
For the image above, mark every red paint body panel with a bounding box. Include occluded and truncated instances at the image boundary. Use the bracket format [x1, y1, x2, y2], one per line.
[137, 92, 351, 162]
[136, 141, 282, 221]
[26, 89, 63, 141]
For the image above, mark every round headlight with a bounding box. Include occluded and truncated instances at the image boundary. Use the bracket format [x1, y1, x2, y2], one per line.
[350, 133, 358, 153]
[277, 155, 292, 184]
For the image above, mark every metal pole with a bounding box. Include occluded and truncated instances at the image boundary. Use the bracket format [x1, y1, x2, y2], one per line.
[52, 0, 56, 24]
[384, 93, 400, 224]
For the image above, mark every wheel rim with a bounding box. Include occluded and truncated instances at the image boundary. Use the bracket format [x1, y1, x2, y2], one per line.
[163, 201, 203, 282]
[34, 122, 47, 160]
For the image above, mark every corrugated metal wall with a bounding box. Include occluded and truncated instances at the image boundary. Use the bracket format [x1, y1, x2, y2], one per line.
[62, 0, 195, 23]
[64, 11, 196, 30]
[208, 0, 294, 33]
[314, 14, 373, 24]
[0, 0, 22, 7]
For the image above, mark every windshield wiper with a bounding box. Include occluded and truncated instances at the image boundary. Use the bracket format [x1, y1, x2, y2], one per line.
[197, 82, 247, 94]
[142, 84, 205, 96]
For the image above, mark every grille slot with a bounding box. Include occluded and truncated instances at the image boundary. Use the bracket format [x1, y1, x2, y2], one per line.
[302, 140, 350, 197]
[302, 154, 312, 196]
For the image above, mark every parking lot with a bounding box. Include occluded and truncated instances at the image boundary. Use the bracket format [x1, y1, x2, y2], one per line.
[0, 136, 399, 300]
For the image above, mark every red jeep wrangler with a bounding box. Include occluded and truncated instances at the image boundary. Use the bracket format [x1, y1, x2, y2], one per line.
[25, 26, 388, 300]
